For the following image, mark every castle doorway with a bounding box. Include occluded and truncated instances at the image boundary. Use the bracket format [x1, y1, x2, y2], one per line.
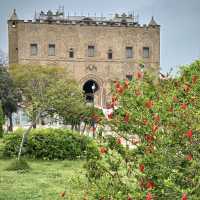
[83, 80, 99, 102]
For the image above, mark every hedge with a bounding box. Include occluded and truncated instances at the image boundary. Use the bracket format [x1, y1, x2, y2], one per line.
[3, 128, 98, 160]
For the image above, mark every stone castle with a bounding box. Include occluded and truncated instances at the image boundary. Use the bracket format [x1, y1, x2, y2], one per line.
[8, 8, 160, 106]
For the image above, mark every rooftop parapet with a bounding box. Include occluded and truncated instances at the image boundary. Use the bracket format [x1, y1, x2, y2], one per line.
[8, 8, 160, 28]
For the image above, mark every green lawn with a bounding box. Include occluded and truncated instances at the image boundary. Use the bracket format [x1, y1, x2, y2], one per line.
[0, 138, 88, 200]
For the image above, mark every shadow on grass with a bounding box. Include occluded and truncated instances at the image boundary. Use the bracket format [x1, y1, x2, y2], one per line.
[6, 159, 31, 173]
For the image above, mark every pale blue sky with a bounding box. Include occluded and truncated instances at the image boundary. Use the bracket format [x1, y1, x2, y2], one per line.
[0, 0, 200, 73]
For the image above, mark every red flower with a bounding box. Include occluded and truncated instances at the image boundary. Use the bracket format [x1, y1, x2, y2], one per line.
[168, 107, 173, 112]
[145, 134, 154, 143]
[124, 79, 129, 89]
[116, 86, 124, 94]
[135, 70, 143, 79]
[186, 129, 193, 139]
[99, 147, 107, 154]
[110, 102, 115, 108]
[143, 119, 148, 125]
[139, 163, 145, 173]
[173, 96, 179, 103]
[108, 113, 113, 119]
[112, 96, 117, 103]
[152, 124, 158, 133]
[192, 75, 198, 84]
[181, 193, 188, 200]
[146, 180, 155, 189]
[115, 81, 120, 89]
[60, 191, 66, 198]
[127, 194, 133, 200]
[186, 154, 193, 161]
[131, 138, 139, 145]
[180, 103, 188, 110]
[153, 114, 160, 122]
[146, 192, 152, 200]
[124, 113, 129, 123]
[116, 137, 122, 144]
[135, 89, 141, 96]
[145, 100, 154, 109]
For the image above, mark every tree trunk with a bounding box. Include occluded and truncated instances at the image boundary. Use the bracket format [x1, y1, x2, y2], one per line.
[71, 124, 74, 131]
[32, 122, 36, 129]
[78, 123, 81, 133]
[0, 125, 3, 138]
[82, 123, 86, 135]
[17, 111, 41, 160]
[8, 113, 13, 132]
[32, 108, 37, 129]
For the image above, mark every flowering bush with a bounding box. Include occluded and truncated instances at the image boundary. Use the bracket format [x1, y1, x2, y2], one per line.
[85, 60, 200, 199]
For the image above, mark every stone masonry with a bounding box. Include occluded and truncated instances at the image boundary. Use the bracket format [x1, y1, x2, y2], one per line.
[8, 9, 160, 106]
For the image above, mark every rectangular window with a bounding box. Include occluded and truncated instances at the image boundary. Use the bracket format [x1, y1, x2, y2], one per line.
[69, 51, 74, 58]
[126, 47, 133, 58]
[108, 50, 112, 60]
[48, 44, 55, 56]
[88, 45, 95, 57]
[143, 47, 150, 58]
[30, 44, 38, 56]
[69, 48, 74, 58]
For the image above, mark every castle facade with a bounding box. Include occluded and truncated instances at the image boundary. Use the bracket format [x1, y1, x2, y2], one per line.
[8, 9, 160, 106]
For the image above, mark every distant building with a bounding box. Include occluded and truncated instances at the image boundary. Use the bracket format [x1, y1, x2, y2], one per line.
[8, 8, 160, 106]
[0, 50, 8, 68]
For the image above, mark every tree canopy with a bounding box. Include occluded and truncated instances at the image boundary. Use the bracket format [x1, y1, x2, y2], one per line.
[10, 64, 85, 124]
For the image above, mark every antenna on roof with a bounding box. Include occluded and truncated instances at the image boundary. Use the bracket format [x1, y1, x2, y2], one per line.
[62, 6, 65, 17]
[101, 12, 103, 20]
[108, 13, 113, 19]
[34, 9, 37, 21]
[136, 14, 139, 23]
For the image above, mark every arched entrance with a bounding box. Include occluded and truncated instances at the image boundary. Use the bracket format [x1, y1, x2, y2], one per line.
[83, 80, 99, 102]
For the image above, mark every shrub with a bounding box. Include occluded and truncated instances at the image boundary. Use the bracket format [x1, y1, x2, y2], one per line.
[3, 129, 24, 157]
[3, 128, 97, 160]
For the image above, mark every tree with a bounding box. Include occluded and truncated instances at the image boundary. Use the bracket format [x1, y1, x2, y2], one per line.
[46, 79, 86, 129]
[0, 101, 4, 137]
[10, 64, 85, 160]
[85, 60, 200, 199]
[0, 67, 20, 131]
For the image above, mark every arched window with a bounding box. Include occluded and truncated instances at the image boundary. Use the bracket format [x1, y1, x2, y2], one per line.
[83, 80, 99, 102]
[108, 49, 113, 60]
[12, 22, 16, 28]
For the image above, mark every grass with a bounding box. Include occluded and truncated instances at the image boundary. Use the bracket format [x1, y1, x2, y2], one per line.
[0, 159, 87, 200]
[0, 140, 88, 200]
